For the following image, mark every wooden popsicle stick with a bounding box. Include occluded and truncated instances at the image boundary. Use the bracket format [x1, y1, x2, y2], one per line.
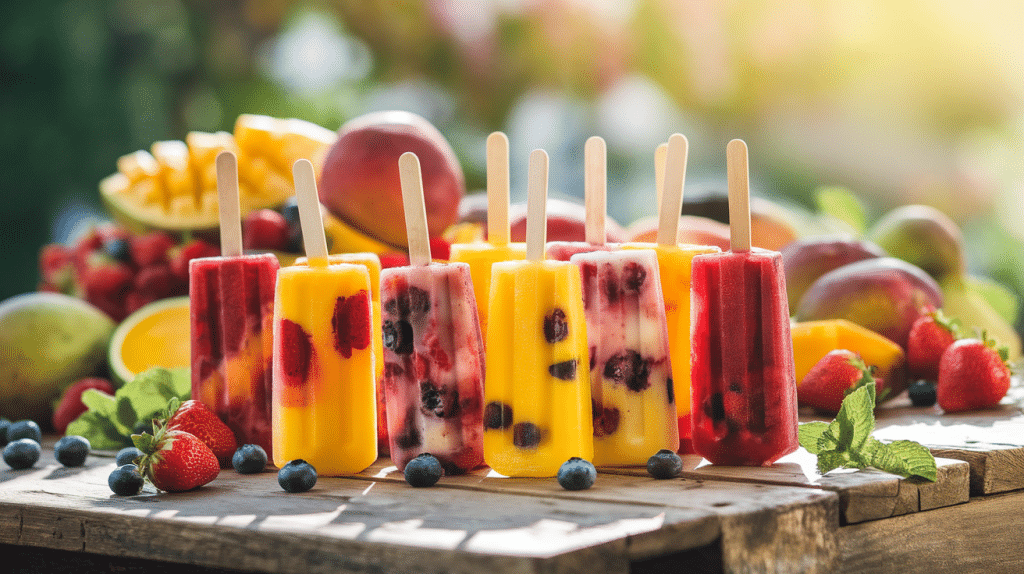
[654, 142, 668, 220]
[399, 152, 432, 267]
[584, 136, 607, 246]
[656, 134, 688, 246]
[486, 132, 511, 247]
[525, 149, 549, 261]
[727, 139, 752, 252]
[216, 151, 243, 258]
[292, 159, 330, 265]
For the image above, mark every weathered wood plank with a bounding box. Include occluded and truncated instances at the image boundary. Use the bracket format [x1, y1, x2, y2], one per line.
[837, 489, 1024, 574]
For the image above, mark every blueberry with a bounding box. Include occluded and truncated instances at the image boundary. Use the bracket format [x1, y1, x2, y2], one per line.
[483, 402, 513, 430]
[622, 262, 647, 292]
[3, 438, 41, 470]
[108, 464, 145, 496]
[278, 459, 317, 493]
[382, 319, 414, 355]
[592, 403, 620, 437]
[104, 238, 133, 263]
[115, 446, 144, 467]
[543, 308, 569, 343]
[704, 393, 725, 422]
[404, 453, 443, 487]
[548, 359, 578, 381]
[647, 449, 683, 479]
[908, 380, 937, 407]
[54, 435, 90, 467]
[420, 382, 460, 418]
[557, 457, 596, 491]
[7, 420, 42, 444]
[0, 418, 10, 446]
[232, 444, 268, 474]
[280, 197, 304, 252]
[603, 350, 650, 392]
[512, 422, 542, 448]
[133, 419, 153, 436]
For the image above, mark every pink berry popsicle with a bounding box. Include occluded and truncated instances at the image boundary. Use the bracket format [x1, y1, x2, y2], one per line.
[621, 134, 719, 452]
[546, 136, 616, 261]
[191, 151, 279, 459]
[272, 159, 377, 476]
[449, 132, 527, 339]
[380, 152, 485, 474]
[689, 139, 798, 466]
[570, 248, 677, 465]
[483, 149, 593, 477]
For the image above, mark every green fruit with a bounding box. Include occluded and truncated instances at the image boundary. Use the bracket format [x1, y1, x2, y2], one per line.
[940, 276, 1022, 361]
[0, 293, 115, 423]
[869, 205, 966, 282]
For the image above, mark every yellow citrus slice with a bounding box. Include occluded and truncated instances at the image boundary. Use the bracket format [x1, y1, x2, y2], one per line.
[109, 296, 190, 386]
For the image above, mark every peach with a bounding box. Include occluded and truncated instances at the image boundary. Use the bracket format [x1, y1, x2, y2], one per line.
[318, 111, 464, 248]
[626, 215, 731, 250]
[507, 197, 628, 243]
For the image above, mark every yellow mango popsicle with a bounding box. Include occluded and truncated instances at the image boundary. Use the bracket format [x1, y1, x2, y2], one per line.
[483, 149, 593, 477]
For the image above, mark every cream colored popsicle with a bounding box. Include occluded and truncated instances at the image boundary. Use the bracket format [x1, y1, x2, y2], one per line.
[483, 149, 593, 477]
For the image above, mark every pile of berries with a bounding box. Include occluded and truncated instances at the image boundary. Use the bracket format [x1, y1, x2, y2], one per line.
[38, 223, 219, 321]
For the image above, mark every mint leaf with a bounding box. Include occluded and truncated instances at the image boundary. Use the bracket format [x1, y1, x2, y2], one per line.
[802, 382, 937, 482]
[869, 439, 938, 481]
[125, 367, 189, 421]
[798, 421, 829, 454]
[66, 411, 132, 451]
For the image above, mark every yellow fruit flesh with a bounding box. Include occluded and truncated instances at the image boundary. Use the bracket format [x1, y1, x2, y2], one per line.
[791, 319, 905, 384]
[272, 264, 377, 476]
[483, 260, 593, 477]
[116, 299, 191, 381]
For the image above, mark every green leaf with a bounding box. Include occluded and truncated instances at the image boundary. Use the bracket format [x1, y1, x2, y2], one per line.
[833, 383, 876, 452]
[66, 411, 132, 451]
[817, 451, 849, 475]
[869, 440, 938, 481]
[798, 422, 829, 454]
[816, 186, 867, 234]
[80, 389, 131, 435]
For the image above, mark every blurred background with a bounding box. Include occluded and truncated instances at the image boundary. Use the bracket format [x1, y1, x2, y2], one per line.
[3, 0, 1024, 311]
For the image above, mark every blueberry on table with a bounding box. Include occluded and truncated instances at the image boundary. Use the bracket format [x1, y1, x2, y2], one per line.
[54, 435, 91, 467]
[7, 420, 42, 444]
[115, 446, 144, 467]
[3, 438, 41, 470]
[647, 449, 683, 479]
[233, 444, 268, 474]
[908, 380, 937, 407]
[557, 457, 596, 491]
[278, 459, 317, 493]
[404, 453, 443, 487]
[108, 464, 145, 496]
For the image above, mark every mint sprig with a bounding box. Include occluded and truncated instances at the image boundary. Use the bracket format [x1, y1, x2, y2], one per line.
[798, 382, 937, 481]
[65, 367, 190, 450]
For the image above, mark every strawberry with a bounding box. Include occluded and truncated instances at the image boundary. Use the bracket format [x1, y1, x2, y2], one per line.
[130, 231, 176, 267]
[81, 254, 135, 320]
[906, 308, 960, 381]
[133, 263, 184, 299]
[169, 239, 219, 282]
[937, 334, 1011, 413]
[38, 243, 76, 295]
[134, 426, 220, 492]
[429, 236, 451, 261]
[798, 350, 881, 414]
[164, 399, 237, 466]
[52, 377, 115, 434]
[242, 209, 291, 251]
[379, 252, 409, 269]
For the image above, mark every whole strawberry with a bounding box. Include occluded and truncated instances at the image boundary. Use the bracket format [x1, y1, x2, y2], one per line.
[937, 334, 1011, 413]
[907, 309, 960, 381]
[52, 377, 115, 434]
[164, 398, 237, 467]
[799, 350, 881, 414]
[133, 426, 220, 492]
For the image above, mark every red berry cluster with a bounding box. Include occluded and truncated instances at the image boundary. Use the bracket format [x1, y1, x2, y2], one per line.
[38, 223, 219, 321]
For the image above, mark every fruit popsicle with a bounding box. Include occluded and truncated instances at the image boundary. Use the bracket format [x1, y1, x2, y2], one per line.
[484, 149, 593, 477]
[380, 152, 485, 474]
[621, 134, 719, 451]
[294, 252, 387, 455]
[272, 159, 377, 475]
[689, 139, 798, 466]
[570, 248, 677, 465]
[545, 136, 615, 261]
[191, 151, 279, 459]
[449, 132, 527, 339]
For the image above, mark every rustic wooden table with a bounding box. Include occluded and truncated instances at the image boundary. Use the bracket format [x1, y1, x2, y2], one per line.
[3, 399, 1022, 574]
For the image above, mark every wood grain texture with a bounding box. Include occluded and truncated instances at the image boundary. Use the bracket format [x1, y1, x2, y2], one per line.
[837, 489, 1024, 574]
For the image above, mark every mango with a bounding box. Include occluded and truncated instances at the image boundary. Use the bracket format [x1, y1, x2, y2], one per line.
[869, 204, 966, 282]
[794, 257, 943, 350]
[781, 236, 887, 310]
[0, 293, 115, 424]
